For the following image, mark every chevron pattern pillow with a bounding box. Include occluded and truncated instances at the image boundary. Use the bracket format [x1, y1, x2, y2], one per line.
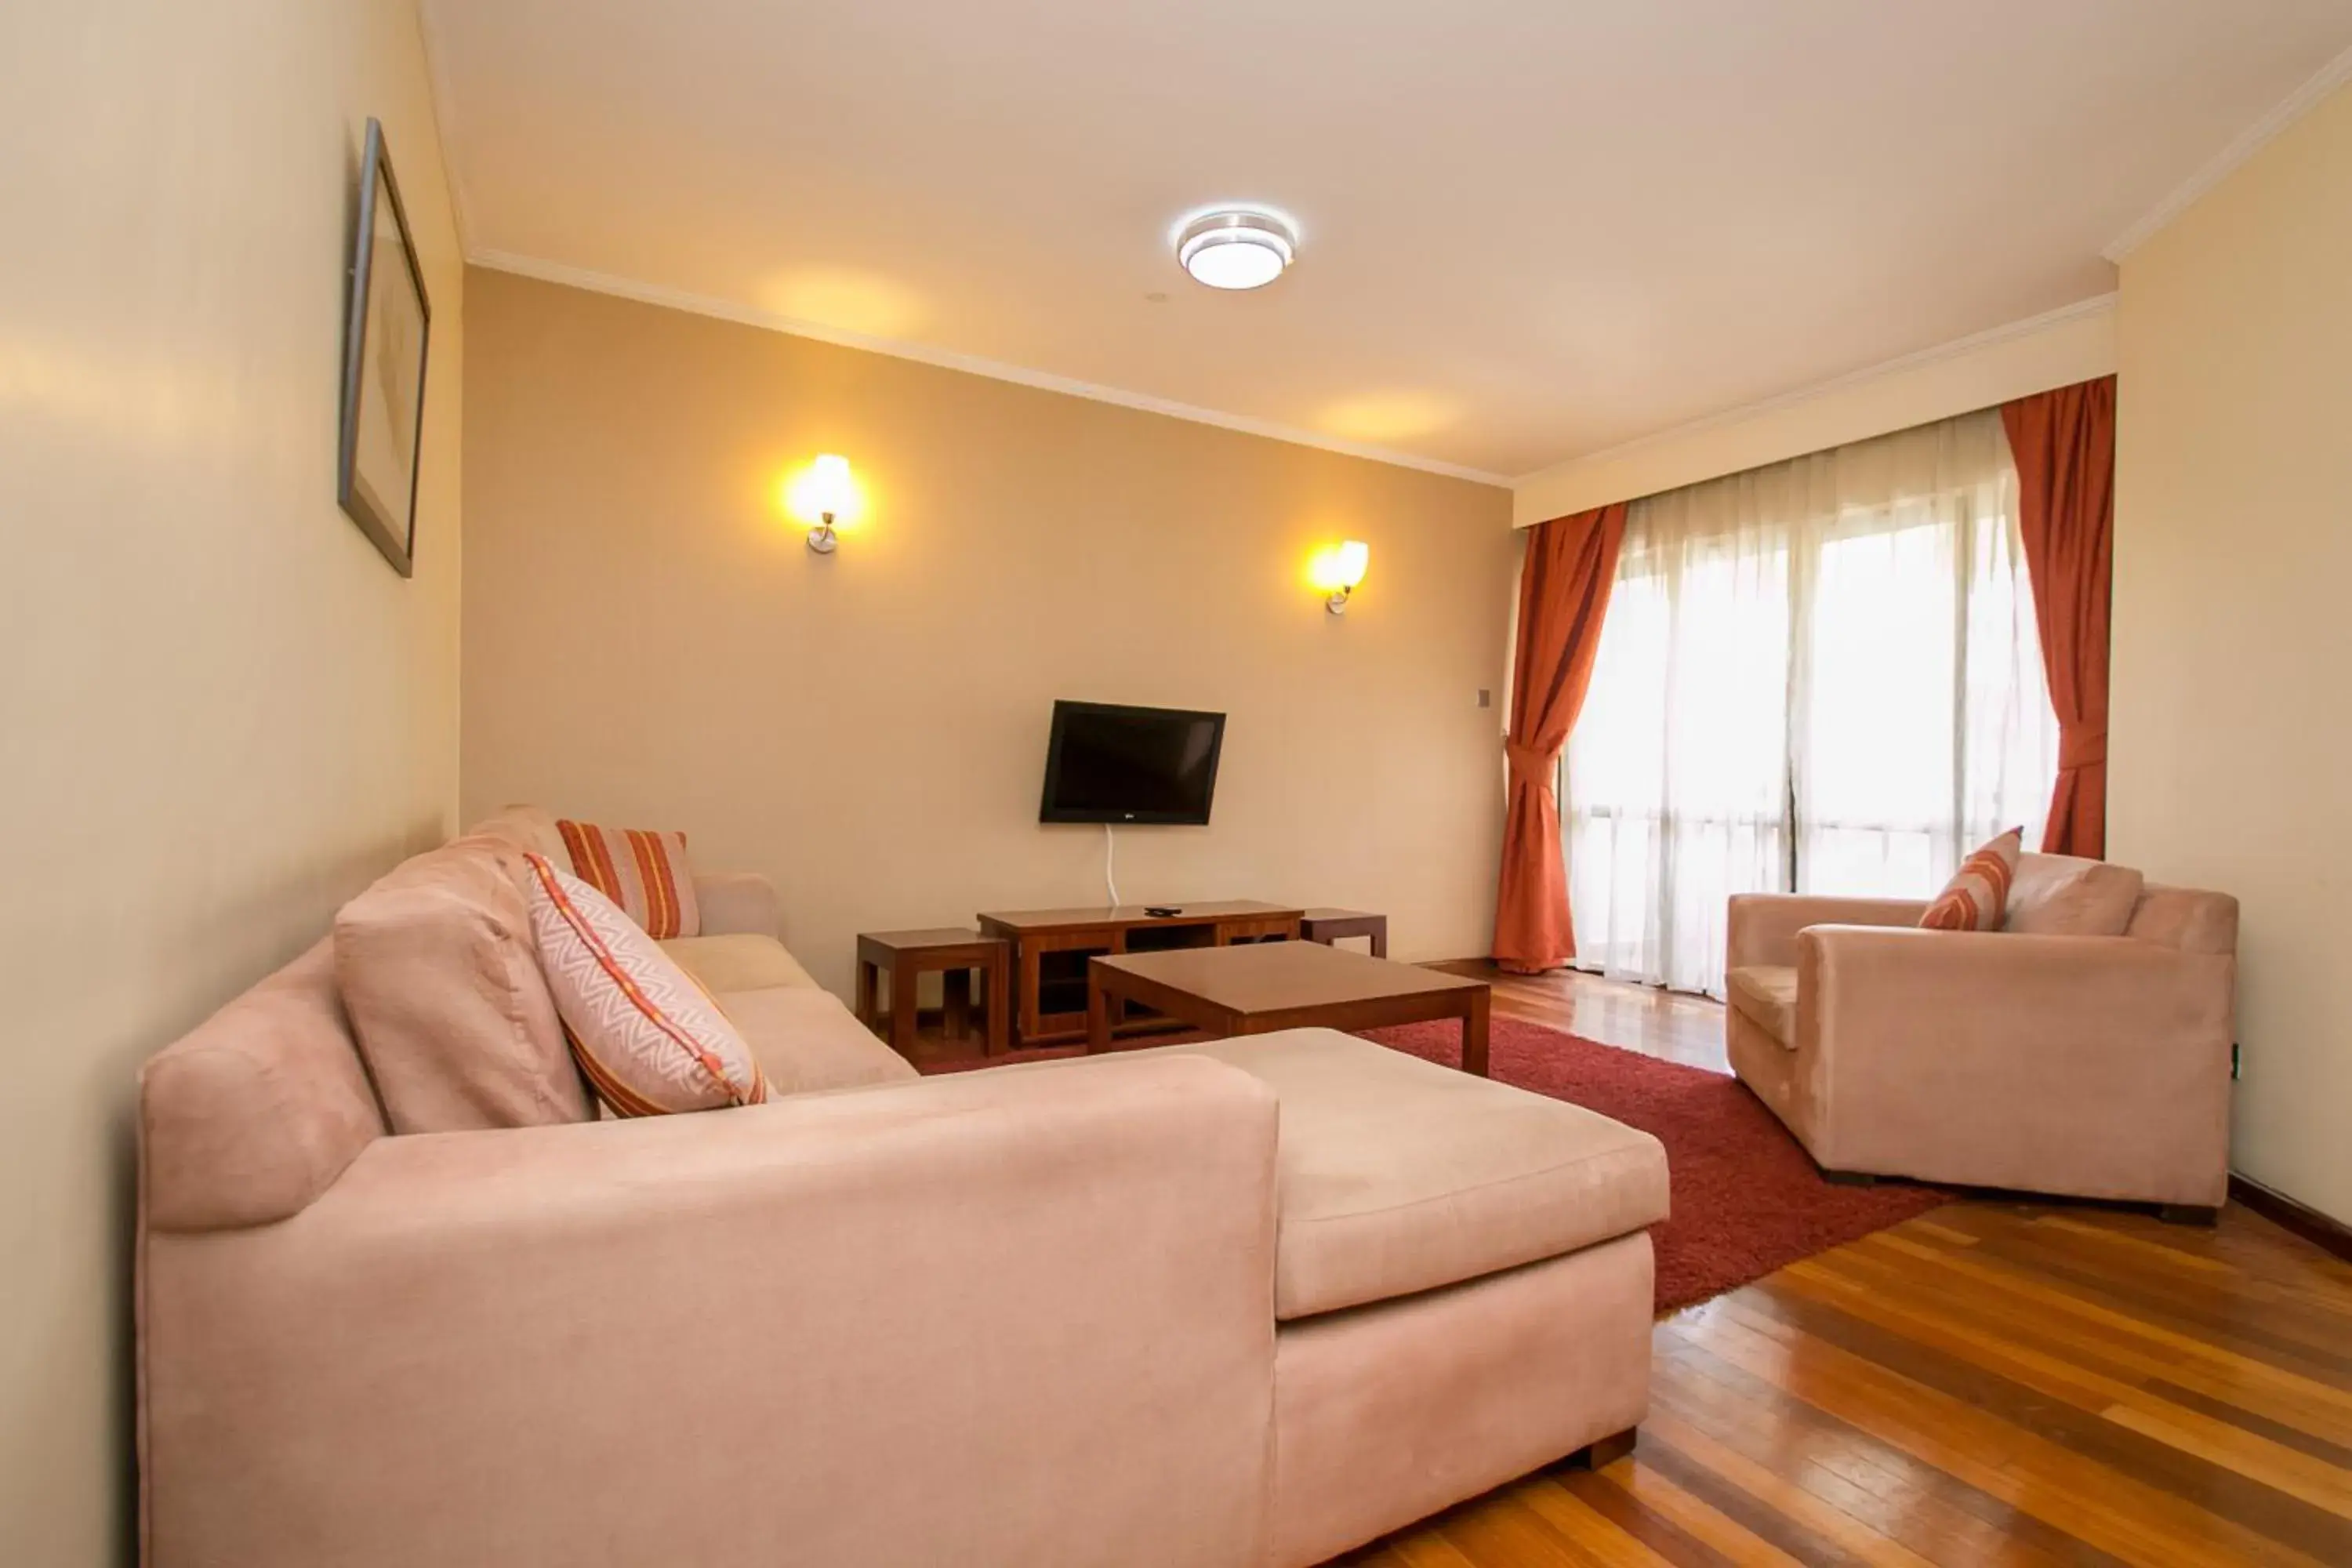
[1919, 827, 2023, 931]
[524, 854, 766, 1116]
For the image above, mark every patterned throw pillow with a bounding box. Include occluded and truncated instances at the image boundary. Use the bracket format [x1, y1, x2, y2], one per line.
[556, 818, 701, 939]
[1918, 828, 2024, 931]
[524, 854, 766, 1116]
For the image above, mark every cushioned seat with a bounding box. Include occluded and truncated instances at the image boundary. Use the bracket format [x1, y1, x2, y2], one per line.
[1158, 1031, 1668, 1320]
[719, 986, 917, 1094]
[1726, 964, 1798, 1047]
[661, 932, 819, 993]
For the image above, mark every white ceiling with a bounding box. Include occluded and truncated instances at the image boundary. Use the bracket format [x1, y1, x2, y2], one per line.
[423, 1, 2352, 481]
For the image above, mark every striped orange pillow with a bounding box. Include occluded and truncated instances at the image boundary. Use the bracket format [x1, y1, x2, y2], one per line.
[1919, 829, 2024, 931]
[556, 819, 700, 939]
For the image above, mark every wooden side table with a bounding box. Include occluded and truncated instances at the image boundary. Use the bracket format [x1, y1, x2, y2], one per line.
[855, 929, 1009, 1062]
[1301, 908, 1387, 958]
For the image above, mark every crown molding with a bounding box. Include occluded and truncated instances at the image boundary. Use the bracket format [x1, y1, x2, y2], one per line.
[2102, 41, 2352, 263]
[1510, 292, 2116, 487]
[466, 251, 1513, 488]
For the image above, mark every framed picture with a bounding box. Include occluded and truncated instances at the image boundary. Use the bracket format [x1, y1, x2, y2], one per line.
[337, 117, 432, 577]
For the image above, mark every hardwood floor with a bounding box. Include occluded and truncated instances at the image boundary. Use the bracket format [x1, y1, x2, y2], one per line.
[1342, 964, 2352, 1568]
[1425, 959, 1731, 1072]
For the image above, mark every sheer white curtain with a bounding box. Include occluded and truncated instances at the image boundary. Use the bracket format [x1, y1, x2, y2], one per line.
[1563, 410, 2056, 997]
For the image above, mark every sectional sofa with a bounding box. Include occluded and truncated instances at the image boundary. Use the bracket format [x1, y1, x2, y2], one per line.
[137, 808, 1668, 1566]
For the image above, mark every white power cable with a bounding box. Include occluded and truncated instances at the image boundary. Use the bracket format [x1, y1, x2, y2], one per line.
[1104, 822, 1121, 909]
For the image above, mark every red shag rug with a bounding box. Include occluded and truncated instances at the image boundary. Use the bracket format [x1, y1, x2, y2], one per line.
[1359, 1017, 1947, 1313]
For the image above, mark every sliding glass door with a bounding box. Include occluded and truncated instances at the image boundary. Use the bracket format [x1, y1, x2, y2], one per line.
[1563, 410, 2056, 997]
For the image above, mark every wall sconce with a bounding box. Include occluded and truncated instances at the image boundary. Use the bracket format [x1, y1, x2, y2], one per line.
[1308, 540, 1370, 615]
[784, 453, 861, 554]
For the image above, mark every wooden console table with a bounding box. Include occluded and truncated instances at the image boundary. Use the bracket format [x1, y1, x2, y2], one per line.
[975, 901, 1303, 1047]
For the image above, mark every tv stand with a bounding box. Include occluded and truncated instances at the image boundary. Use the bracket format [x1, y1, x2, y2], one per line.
[975, 901, 1304, 1047]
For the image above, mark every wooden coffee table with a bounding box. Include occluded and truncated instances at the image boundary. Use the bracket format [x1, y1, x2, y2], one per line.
[1086, 942, 1492, 1076]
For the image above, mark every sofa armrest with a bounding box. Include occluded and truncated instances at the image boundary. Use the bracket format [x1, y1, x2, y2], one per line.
[143, 1057, 1279, 1568]
[1795, 925, 2234, 1202]
[692, 869, 781, 938]
[1726, 894, 1929, 971]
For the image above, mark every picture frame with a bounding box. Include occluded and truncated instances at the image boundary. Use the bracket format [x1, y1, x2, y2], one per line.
[336, 117, 432, 577]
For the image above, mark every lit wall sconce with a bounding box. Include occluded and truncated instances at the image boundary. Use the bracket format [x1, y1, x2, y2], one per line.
[784, 453, 862, 554]
[1308, 539, 1370, 615]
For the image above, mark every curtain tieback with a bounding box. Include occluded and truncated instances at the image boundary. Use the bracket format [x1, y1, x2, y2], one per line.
[1503, 739, 1558, 792]
[2056, 727, 2108, 771]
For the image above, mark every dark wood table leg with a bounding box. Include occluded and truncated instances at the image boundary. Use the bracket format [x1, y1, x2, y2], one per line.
[855, 957, 878, 1032]
[1461, 985, 1490, 1077]
[1370, 919, 1388, 959]
[1086, 965, 1115, 1054]
[942, 966, 971, 1044]
[985, 949, 1009, 1056]
[889, 962, 919, 1060]
[1014, 940, 1039, 1048]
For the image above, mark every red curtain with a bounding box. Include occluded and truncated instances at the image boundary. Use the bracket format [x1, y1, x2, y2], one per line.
[1492, 505, 1628, 972]
[2002, 376, 2116, 858]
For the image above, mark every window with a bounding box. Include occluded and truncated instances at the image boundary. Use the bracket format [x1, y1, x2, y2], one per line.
[1563, 409, 2057, 996]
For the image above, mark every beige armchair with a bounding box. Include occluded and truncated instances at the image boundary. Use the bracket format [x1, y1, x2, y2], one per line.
[1722, 864, 2238, 1218]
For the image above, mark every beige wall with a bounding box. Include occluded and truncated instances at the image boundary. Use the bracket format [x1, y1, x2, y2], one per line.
[461, 270, 1517, 997]
[0, 2, 464, 1559]
[2111, 82, 2352, 1223]
[1512, 297, 2115, 524]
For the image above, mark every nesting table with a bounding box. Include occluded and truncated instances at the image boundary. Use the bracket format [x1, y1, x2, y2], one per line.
[855, 928, 1010, 1062]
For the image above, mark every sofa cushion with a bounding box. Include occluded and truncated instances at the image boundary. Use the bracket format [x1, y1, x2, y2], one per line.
[1726, 964, 1799, 1048]
[2006, 852, 2145, 937]
[2125, 885, 2239, 955]
[660, 933, 819, 993]
[721, 987, 920, 1094]
[557, 818, 702, 938]
[525, 855, 768, 1116]
[336, 836, 590, 1133]
[1156, 1030, 1668, 1320]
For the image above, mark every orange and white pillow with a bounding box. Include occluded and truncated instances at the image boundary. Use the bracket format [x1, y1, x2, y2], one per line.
[556, 818, 700, 938]
[524, 854, 766, 1116]
[1918, 828, 2023, 931]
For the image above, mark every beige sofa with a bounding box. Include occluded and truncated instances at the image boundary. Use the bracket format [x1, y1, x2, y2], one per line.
[1722, 855, 2238, 1215]
[138, 810, 1668, 1567]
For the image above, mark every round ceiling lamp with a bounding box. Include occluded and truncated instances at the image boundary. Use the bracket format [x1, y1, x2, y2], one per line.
[1176, 208, 1298, 290]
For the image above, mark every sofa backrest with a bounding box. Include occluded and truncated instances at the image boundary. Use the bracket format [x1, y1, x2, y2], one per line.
[140, 938, 387, 1233]
[334, 833, 592, 1133]
[2126, 884, 2239, 956]
[467, 803, 567, 860]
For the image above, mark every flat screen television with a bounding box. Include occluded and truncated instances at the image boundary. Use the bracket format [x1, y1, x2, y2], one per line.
[1039, 700, 1226, 825]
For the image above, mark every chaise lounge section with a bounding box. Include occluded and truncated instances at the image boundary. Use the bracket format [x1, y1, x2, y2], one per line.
[137, 813, 1668, 1566]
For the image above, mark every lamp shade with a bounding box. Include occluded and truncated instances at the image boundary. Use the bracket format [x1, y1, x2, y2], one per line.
[786, 454, 861, 524]
[1310, 540, 1370, 593]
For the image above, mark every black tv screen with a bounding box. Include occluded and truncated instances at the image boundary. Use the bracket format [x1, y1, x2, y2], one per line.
[1040, 700, 1226, 825]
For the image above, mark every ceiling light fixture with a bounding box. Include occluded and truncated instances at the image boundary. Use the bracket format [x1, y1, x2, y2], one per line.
[1176, 208, 1298, 290]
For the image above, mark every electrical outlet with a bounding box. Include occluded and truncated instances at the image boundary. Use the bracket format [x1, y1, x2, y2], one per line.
[1476, 688, 1492, 709]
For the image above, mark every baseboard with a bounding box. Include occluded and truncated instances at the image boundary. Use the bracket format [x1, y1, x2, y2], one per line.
[2229, 1174, 2352, 1263]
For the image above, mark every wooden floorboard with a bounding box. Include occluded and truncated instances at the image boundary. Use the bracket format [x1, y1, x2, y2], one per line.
[1333, 965, 2352, 1568]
